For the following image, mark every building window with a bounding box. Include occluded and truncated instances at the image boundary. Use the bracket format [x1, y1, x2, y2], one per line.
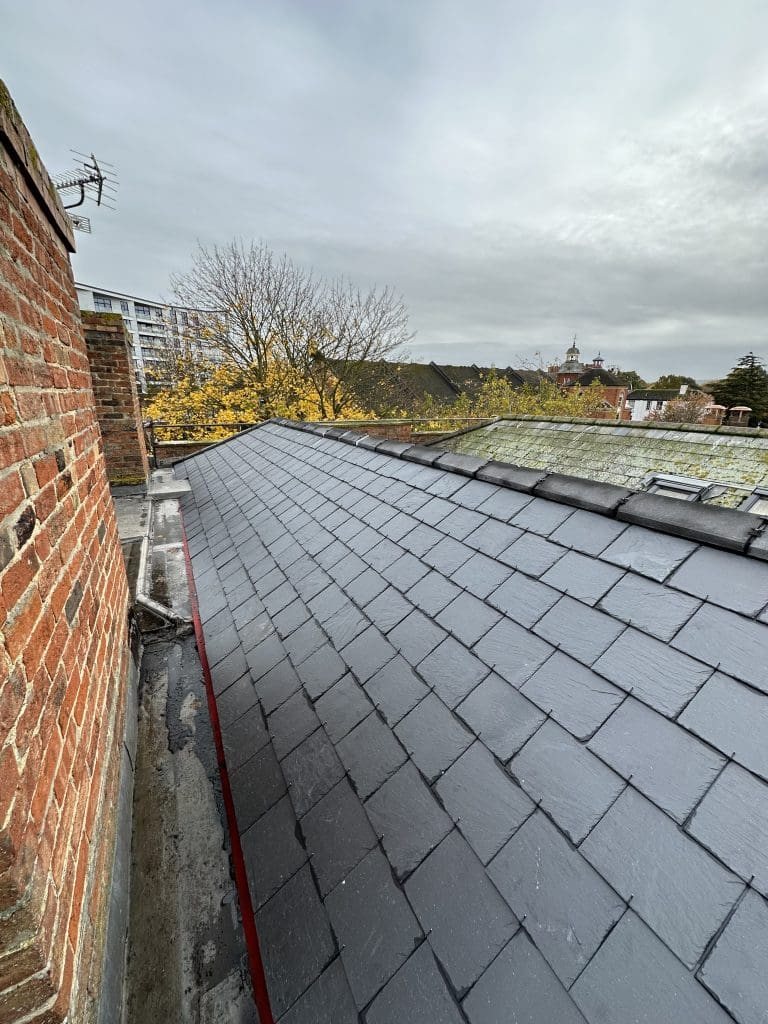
[741, 489, 768, 517]
[120, 300, 130, 314]
[135, 303, 151, 317]
[94, 294, 112, 312]
[644, 474, 711, 501]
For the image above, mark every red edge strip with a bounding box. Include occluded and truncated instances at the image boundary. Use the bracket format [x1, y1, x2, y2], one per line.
[180, 518, 276, 1024]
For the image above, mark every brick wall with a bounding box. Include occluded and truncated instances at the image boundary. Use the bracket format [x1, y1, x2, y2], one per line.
[0, 81, 132, 1022]
[82, 313, 148, 485]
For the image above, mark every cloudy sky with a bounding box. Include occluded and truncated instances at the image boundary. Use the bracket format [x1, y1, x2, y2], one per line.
[6, 1, 768, 379]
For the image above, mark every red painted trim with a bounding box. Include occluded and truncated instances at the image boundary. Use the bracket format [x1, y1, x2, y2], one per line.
[180, 520, 276, 1024]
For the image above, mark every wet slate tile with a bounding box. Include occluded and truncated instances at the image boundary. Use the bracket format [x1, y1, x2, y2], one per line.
[300, 778, 377, 896]
[435, 592, 501, 647]
[322, 602, 368, 649]
[406, 830, 517, 995]
[440, 505, 487, 540]
[282, 727, 345, 816]
[325, 847, 422, 1009]
[673, 604, 768, 693]
[600, 524, 697, 581]
[256, 658, 303, 715]
[571, 910, 731, 1024]
[597, 570, 700, 640]
[221, 701, 269, 772]
[365, 761, 452, 878]
[465, 519, 524, 558]
[698, 890, 768, 1024]
[681, 672, 768, 781]
[366, 942, 464, 1024]
[588, 697, 724, 823]
[436, 742, 533, 862]
[450, 478, 502, 510]
[364, 586, 412, 632]
[511, 497, 574, 537]
[255, 864, 335, 1018]
[345, 567, 388, 606]
[395, 694, 474, 782]
[364, 656, 430, 725]
[456, 673, 546, 761]
[687, 763, 768, 895]
[593, 626, 711, 717]
[296, 644, 348, 700]
[498, 533, 565, 576]
[450, 551, 512, 599]
[241, 794, 307, 908]
[534, 596, 624, 666]
[381, 550, 430, 591]
[581, 787, 742, 968]
[233, 596, 263, 633]
[209, 646, 249, 697]
[520, 651, 623, 740]
[486, 570, 561, 628]
[366, 537, 405, 573]
[475, 486, 532, 521]
[406, 570, 462, 615]
[400, 522, 443, 557]
[669, 544, 768, 616]
[417, 636, 489, 708]
[282, 620, 326, 666]
[511, 720, 624, 843]
[269, 690, 321, 760]
[230, 743, 287, 831]
[340, 625, 396, 683]
[473, 618, 553, 687]
[550, 508, 627, 555]
[422, 536, 473, 575]
[415, 494, 457, 525]
[315, 673, 373, 743]
[388, 610, 447, 665]
[216, 673, 258, 727]
[277, 959, 357, 1024]
[272, 598, 311, 640]
[489, 811, 625, 987]
[540, 550, 625, 606]
[263, 580, 298, 617]
[463, 931, 587, 1024]
[205, 623, 241, 667]
[337, 711, 407, 798]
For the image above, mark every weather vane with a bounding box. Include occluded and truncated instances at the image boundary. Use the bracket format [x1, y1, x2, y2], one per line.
[51, 151, 118, 233]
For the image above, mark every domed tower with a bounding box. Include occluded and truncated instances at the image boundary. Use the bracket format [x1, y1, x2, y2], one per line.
[556, 336, 586, 383]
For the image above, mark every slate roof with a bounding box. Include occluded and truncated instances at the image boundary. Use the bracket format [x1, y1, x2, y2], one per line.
[437, 415, 768, 508]
[178, 419, 768, 1024]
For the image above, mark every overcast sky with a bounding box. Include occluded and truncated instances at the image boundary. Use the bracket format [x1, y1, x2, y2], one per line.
[6, 1, 768, 380]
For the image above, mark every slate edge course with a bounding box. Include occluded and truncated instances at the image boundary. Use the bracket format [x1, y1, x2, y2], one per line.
[175, 418, 768, 560]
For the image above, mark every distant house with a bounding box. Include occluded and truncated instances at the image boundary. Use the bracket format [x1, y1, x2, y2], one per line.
[626, 388, 682, 421]
[550, 345, 629, 416]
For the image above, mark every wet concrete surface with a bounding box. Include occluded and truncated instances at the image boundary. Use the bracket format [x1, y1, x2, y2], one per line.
[125, 634, 257, 1024]
[149, 498, 192, 620]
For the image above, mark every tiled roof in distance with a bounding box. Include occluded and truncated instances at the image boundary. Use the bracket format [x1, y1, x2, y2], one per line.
[177, 419, 768, 1024]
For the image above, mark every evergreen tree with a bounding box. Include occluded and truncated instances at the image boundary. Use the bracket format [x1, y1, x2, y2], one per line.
[713, 352, 768, 421]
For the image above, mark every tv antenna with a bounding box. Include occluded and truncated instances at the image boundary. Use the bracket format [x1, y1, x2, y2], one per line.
[51, 151, 118, 232]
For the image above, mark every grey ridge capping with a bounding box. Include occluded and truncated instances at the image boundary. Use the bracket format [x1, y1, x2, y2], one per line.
[177, 418, 768, 1022]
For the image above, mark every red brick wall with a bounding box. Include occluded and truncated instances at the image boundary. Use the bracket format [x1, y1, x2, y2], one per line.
[0, 82, 131, 1022]
[82, 313, 148, 485]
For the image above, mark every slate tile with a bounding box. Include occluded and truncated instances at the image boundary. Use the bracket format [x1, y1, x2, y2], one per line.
[269, 690, 320, 760]
[475, 486, 533, 521]
[337, 711, 407, 798]
[436, 742, 533, 862]
[440, 505, 487, 540]
[240, 613, 279, 657]
[473, 618, 553, 687]
[687, 762, 768, 895]
[425, 472, 468, 498]
[315, 673, 372, 743]
[498, 532, 565, 576]
[230, 744, 287, 831]
[344, 566, 388, 605]
[417, 636, 489, 708]
[216, 673, 258, 727]
[540, 550, 625, 606]
[272, 598, 310, 640]
[263, 580, 298, 617]
[416, 495, 456, 525]
[364, 587, 412, 632]
[300, 778, 377, 896]
[322, 602, 368, 649]
[520, 651, 623, 740]
[205, 623, 241, 667]
[282, 728, 345, 816]
[550, 508, 627, 555]
[534, 596, 624, 666]
[381, 550, 429, 590]
[406, 570, 462, 615]
[593, 626, 712, 717]
[669, 544, 768, 616]
[598, 571, 700, 640]
[233, 594, 264, 632]
[422, 536, 473, 575]
[450, 551, 512, 599]
[486, 571, 560, 628]
[388, 610, 446, 665]
[571, 910, 731, 1024]
[293, 567, 331, 602]
[366, 537, 404, 572]
[405, 831, 518, 995]
[698, 890, 768, 1024]
[680, 672, 768, 781]
[209, 646, 249, 697]
[364, 656, 430, 725]
[581, 787, 742, 968]
[366, 942, 464, 1024]
[277, 960, 357, 1024]
[296, 644, 348, 700]
[435, 592, 501, 647]
[282, 620, 325, 666]
[465, 519, 523, 558]
[217, 686, 269, 770]
[340, 625, 396, 683]
[511, 496, 574, 537]
[588, 697, 724, 823]
[400, 522, 443, 557]
[450, 478, 502, 510]
[256, 658, 302, 715]
[255, 864, 335, 1018]
[325, 848, 422, 1009]
[365, 761, 452, 878]
[600, 524, 697, 581]
[395, 694, 473, 782]
[456, 673, 546, 761]
[241, 794, 307, 908]
[673, 604, 768, 693]
[489, 811, 624, 986]
[463, 931, 588, 1024]
[511, 720, 624, 843]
